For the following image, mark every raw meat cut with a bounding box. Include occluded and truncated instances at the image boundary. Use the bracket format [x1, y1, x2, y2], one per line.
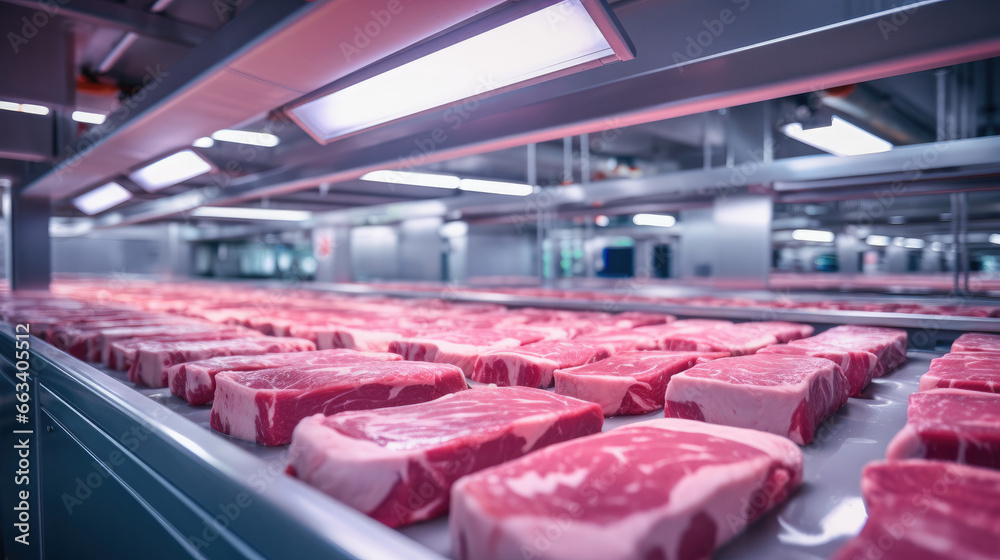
[449, 418, 803, 560]
[919, 352, 1000, 393]
[732, 321, 814, 343]
[758, 340, 879, 397]
[633, 319, 733, 348]
[471, 340, 610, 388]
[655, 323, 780, 356]
[886, 388, 1000, 469]
[951, 332, 1000, 353]
[317, 324, 420, 352]
[210, 361, 466, 446]
[168, 349, 401, 405]
[554, 351, 728, 416]
[390, 329, 533, 376]
[831, 460, 1000, 560]
[107, 331, 260, 370]
[128, 337, 316, 388]
[286, 387, 603, 527]
[665, 353, 850, 444]
[101, 325, 261, 366]
[572, 329, 659, 354]
[809, 325, 908, 376]
[602, 311, 674, 329]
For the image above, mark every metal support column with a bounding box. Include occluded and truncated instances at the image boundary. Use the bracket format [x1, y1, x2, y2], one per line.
[9, 171, 50, 290]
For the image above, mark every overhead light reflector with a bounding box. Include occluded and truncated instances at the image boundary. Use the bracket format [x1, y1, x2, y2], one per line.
[792, 229, 835, 243]
[782, 116, 892, 157]
[190, 207, 312, 221]
[72, 182, 132, 215]
[129, 149, 213, 192]
[71, 111, 107, 124]
[0, 100, 49, 115]
[633, 213, 676, 228]
[990, 233, 1000, 246]
[193, 137, 215, 148]
[866, 235, 890, 246]
[289, 0, 633, 143]
[362, 170, 460, 189]
[459, 179, 532, 196]
[211, 129, 279, 147]
[902, 238, 925, 249]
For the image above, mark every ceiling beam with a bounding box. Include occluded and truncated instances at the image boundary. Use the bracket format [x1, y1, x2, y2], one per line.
[90, 0, 1000, 227]
[0, 0, 212, 47]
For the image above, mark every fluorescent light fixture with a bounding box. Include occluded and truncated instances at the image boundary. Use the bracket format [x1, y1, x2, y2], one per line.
[892, 237, 906, 246]
[129, 149, 213, 192]
[633, 213, 676, 228]
[866, 235, 890, 246]
[439, 221, 469, 238]
[72, 182, 132, 215]
[193, 137, 215, 148]
[190, 207, 312, 221]
[792, 229, 835, 243]
[595, 215, 610, 227]
[211, 129, 279, 147]
[362, 170, 460, 189]
[990, 233, 1000, 245]
[71, 110, 106, 124]
[289, 0, 633, 143]
[930, 241, 944, 252]
[459, 179, 532, 196]
[902, 238, 925, 249]
[0, 100, 49, 115]
[782, 116, 893, 157]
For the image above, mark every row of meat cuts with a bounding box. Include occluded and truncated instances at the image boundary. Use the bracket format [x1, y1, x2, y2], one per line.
[833, 332, 1000, 559]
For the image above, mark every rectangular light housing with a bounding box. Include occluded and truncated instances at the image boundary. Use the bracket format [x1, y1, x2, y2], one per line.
[0, 100, 49, 115]
[782, 116, 893, 157]
[633, 213, 676, 228]
[362, 170, 460, 189]
[458, 178, 533, 196]
[289, 0, 633, 143]
[989, 233, 1000, 246]
[792, 229, 835, 243]
[211, 129, 279, 147]
[71, 111, 107, 124]
[190, 207, 312, 221]
[129, 149, 213, 192]
[72, 182, 132, 215]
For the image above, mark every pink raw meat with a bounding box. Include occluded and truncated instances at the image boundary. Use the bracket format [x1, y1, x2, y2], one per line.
[317, 323, 420, 352]
[733, 321, 814, 343]
[99, 324, 260, 364]
[471, 340, 610, 388]
[603, 311, 674, 329]
[758, 340, 879, 397]
[286, 387, 603, 527]
[449, 418, 802, 560]
[168, 349, 401, 405]
[919, 352, 1000, 394]
[390, 329, 532, 376]
[951, 332, 1000, 353]
[210, 361, 466, 446]
[128, 337, 316, 388]
[810, 325, 908, 376]
[886, 388, 1000, 469]
[657, 323, 779, 356]
[665, 353, 850, 444]
[107, 331, 260, 370]
[555, 351, 728, 416]
[831, 460, 1000, 560]
[572, 330, 659, 354]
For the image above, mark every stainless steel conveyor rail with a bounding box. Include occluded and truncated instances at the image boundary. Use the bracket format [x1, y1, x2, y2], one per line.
[0, 326, 447, 560]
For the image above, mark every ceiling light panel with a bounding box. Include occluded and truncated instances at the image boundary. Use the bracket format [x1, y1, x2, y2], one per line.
[289, 0, 633, 143]
[129, 150, 214, 192]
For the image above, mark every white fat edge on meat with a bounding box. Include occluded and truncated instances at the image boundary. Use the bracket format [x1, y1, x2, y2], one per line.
[212, 377, 262, 441]
[667, 376, 807, 443]
[455, 428, 794, 560]
[559, 373, 639, 416]
[290, 414, 419, 514]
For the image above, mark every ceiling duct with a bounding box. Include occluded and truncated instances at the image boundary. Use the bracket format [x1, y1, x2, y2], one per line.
[816, 83, 936, 145]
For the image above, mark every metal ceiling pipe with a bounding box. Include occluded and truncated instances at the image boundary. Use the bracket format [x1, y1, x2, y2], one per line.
[97, 0, 178, 74]
[816, 83, 935, 145]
